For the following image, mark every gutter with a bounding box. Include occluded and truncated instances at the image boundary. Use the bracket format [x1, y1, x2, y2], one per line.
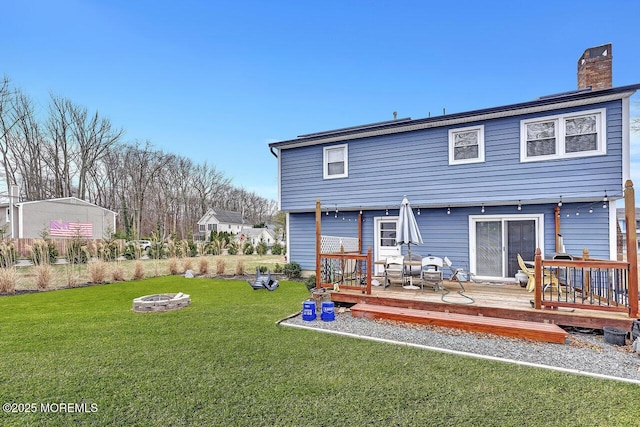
[270, 146, 278, 158]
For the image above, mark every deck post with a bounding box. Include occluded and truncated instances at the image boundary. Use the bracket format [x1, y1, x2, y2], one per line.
[555, 206, 561, 253]
[366, 246, 372, 295]
[624, 180, 638, 317]
[582, 248, 591, 297]
[315, 199, 321, 289]
[534, 248, 542, 309]
[358, 211, 363, 253]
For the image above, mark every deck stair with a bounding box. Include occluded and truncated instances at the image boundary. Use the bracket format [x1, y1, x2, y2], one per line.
[350, 303, 569, 344]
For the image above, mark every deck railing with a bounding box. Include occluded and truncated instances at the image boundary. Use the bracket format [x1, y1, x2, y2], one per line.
[318, 247, 372, 294]
[533, 248, 638, 316]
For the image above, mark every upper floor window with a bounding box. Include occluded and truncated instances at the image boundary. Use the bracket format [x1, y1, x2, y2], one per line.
[199, 224, 205, 232]
[448, 125, 484, 165]
[520, 109, 606, 162]
[323, 144, 348, 179]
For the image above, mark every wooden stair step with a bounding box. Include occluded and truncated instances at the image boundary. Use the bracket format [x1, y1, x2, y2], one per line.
[350, 303, 568, 344]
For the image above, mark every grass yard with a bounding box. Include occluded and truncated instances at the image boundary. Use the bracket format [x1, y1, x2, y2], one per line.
[1, 278, 639, 426]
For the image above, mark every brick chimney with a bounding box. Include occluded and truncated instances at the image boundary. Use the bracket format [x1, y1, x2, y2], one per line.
[577, 43, 612, 90]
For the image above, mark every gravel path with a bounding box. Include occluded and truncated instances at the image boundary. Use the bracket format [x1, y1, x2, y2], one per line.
[281, 309, 640, 383]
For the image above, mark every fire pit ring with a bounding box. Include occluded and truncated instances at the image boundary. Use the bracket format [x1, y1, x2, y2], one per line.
[132, 293, 191, 313]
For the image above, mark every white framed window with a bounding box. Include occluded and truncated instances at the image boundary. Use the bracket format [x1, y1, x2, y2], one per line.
[520, 108, 606, 162]
[199, 224, 205, 232]
[448, 125, 485, 165]
[323, 144, 348, 179]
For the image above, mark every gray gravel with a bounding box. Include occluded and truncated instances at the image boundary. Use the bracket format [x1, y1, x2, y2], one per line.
[281, 309, 640, 383]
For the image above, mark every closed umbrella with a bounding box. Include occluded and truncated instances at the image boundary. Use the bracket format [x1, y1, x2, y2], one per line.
[397, 196, 423, 289]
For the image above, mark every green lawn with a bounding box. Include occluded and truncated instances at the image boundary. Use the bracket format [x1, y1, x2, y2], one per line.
[1, 278, 639, 426]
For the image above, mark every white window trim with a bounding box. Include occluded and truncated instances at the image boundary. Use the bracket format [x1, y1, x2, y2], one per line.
[323, 144, 348, 179]
[448, 125, 485, 165]
[468, 213, 545, 280]
[520, 108, 606, 162]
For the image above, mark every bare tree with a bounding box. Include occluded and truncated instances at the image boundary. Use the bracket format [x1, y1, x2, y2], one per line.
[45, 95, 75, 198]
[67, 99, 124, 200]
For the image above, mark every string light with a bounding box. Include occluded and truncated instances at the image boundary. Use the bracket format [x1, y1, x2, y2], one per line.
[417, 208, 421, 215]
[602, 191, 608, 209]
[385, 208, 388, 215]
[576, 210, 580, 216]
[447, 206, 451, 215]
[481, 204, 485, 213]
[517, 200, 522, 211]
[589, 206, 593, 214]
[558, 196, 563, 207]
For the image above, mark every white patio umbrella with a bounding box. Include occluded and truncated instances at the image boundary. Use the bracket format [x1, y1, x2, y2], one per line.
[397, 196, 423, 289]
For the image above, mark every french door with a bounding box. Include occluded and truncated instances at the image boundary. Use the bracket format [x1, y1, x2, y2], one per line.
[470, 215, 543, 279]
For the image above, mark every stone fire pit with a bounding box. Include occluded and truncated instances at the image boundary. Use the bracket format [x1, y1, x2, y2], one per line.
[132, 293, 191, 313]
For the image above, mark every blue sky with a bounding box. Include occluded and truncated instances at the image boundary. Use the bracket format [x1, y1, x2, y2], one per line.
[2, 0, 639, 201]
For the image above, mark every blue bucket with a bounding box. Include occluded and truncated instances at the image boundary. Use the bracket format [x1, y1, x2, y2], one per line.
[321, 301, 335, 322]
[302, 300, 316, 321]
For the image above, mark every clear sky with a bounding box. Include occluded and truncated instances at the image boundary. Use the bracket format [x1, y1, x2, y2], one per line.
[2, 0, 639, 201]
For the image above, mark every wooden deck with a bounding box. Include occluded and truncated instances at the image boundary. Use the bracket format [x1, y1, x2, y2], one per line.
[330, 279, 634, 331]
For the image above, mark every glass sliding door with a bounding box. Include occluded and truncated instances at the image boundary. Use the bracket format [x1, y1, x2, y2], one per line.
[470, 215, 543, 279]
[475, 220, 503, 277]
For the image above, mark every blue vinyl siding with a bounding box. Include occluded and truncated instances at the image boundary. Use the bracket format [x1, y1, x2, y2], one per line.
[289, 202, 611, 273]
[280, 101, 623, 212]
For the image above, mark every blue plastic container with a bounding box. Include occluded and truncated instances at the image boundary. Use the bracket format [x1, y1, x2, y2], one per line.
[302, 300, 316, 321]
[321, 301, 335, 322]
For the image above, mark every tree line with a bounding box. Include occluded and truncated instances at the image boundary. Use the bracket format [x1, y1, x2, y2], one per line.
[0, 76, 277, 240]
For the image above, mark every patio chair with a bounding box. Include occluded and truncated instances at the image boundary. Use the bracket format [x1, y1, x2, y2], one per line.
[384, 255, 405, 289]
[517, 254, 559, 294]
[420, 256, 444, 291]
[443, 257, 475, 304]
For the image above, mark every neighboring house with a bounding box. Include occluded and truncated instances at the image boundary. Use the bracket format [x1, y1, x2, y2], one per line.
[196, 209, 246, 240]
[241, 228, 277, 248]
[0, 193, 117, 239]
[617, 207, 640, 253]
[269, 44, 640, 280]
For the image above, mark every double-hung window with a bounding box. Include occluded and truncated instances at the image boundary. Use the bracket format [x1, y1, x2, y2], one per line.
[521, 108, 605, 162]
[448, 125, 485, 165]
[323, 144, 348, 179]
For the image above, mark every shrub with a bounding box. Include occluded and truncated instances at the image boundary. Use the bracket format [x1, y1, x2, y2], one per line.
[133, 261, 145, 280]
[274, 263, 283, 273]
[235, 259, 245, 276]
[256, 240, 268, 256]
[168, 257, 180, 275]
[183, 258, 194, 272]
[0, 267, 17, 294]
[29, 239, 58, 265]
[97, 239, 119, 261]
[226, 241, 238, 255]
[87, 260, 108, 284]
[123, 241, 142, 260]
[305, 274, 317, 291]
[111, 264, 125, 281]
[34, 264, 53, 290]
[259, 265, 268, 274]
[198, 257, 209, 275]
[67, 239, 89, 264]
[242, 242, 254, 255]
[208, 240, 225, 256]
[283, 262, 302, 279]
[0, 241, 17, 268]
[216, 258, 226, 275]
[148, 238, 167, 259]
[271, 242, 283, 255]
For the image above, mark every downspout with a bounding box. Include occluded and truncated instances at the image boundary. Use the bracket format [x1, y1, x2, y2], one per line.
[270, 146, 278, 158]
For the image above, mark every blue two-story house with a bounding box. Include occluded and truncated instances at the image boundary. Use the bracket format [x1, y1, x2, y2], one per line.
[269, 44, 639, 281]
